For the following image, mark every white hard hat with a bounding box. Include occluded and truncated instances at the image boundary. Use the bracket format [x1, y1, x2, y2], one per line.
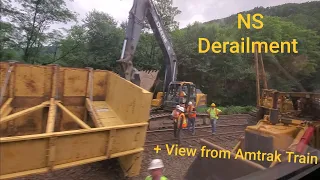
[179, 107, 185, 112]
[148, 159, 164, 170]
[176, 105, 180, 109]
[188, 101, 192, 105]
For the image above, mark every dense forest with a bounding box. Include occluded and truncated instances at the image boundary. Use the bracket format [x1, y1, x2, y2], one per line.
[1, 0, 320, 107]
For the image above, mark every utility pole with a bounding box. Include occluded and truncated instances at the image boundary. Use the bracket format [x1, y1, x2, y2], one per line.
[259, 52, 268, 89]
[254, 45, 260, 106]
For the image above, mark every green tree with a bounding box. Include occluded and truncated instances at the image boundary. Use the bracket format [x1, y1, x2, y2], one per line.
[57, 10, 124, 70]
[140, 0, 181, 32]
[56, 25, 88, 67]
[4, 0, 77, 63]
[83, 10, 124, 70]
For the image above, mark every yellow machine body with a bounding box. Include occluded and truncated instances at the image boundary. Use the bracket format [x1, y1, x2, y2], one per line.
[0, 62, 153, 179]
[185, 89, 320, 180]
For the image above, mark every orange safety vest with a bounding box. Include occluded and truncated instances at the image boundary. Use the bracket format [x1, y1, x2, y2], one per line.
[179, 91, 186, 97]
[178, 113, 187, 128]
[187, 105, 196, 118]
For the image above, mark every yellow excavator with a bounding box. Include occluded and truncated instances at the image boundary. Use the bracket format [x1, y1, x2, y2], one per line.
[116, 0, 207, 129]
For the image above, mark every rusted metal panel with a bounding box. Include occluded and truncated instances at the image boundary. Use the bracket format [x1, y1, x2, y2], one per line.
[63, 68, 88, 97]
[10, 108, 44, 136]
[105, 72, 152, 124]
[93, 70, 107, 100]
[14, 65, 46, 97]
[0, 138, 48, 175]
[54, 131, 107, 165]
[110, 125, 147, 154]
[59, 105, 87, 131]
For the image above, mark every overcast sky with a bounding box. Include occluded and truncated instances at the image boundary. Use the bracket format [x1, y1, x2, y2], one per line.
[56, 0, 316, 29]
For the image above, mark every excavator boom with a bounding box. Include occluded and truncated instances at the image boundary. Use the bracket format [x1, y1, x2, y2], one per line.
[117, 0, 177, 92]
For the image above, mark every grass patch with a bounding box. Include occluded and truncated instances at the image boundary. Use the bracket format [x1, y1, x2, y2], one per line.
[196, 105, 255, 115]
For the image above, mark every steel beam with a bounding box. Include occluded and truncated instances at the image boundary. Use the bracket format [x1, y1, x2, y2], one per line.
[56, 102, 91, 129]
[0, 98, 13, 118]
[0, 101, 49, 124]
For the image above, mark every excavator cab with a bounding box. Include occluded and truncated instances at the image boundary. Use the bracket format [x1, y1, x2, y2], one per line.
[162, 81, 197, 110]
[151, 81, 207, 110]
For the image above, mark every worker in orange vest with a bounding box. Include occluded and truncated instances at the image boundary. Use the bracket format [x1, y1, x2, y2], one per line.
[176, 107, 187, 144]
[171, 105, 181, 137]
[186, 101, 197, 135]
[177, 107, 187, 129]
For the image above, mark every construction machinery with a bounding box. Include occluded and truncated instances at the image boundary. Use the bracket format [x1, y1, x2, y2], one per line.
[0, 61, 152, 179]
[185, 89, 320, 179]
[184, 47, 320, 179]
[116, 0, 208, 130]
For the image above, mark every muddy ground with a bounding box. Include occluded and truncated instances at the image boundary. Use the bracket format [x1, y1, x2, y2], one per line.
[16, 148, 196, 180]
[16, 123, 246, 180]
[16, 138, 238, 180]
[16, 143, 201, 180]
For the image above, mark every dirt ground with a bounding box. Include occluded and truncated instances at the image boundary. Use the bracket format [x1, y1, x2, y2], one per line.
[15, 120, 246, 180]
[16, 144, 198, 180]
[131, 145, 200, 180]
[16, 137, 240, 180]
[15, 126, 243, 180]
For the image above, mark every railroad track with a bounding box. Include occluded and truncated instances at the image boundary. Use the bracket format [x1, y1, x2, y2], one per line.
[145, 131, 244, 147]
[145, 123, 247, 147]
[147, 123, 247, 133]
[148, 113, 251, 130]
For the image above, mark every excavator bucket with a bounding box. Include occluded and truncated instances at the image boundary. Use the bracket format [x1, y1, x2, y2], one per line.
[184, 139, 265, 180]
[139, 70, 159, 91]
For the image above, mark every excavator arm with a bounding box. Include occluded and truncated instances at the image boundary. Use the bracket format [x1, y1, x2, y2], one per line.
[117, 0, 177, 92]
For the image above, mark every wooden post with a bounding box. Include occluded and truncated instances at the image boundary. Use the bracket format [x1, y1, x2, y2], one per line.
[259, 52, 268, 89]
[254, 45, 260, 106]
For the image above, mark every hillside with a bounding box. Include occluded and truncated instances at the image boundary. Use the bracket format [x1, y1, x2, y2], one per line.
[1, 0, 320, 106]
[204, 1, 320, 33]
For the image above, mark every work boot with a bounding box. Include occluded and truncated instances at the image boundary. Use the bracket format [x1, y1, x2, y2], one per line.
[212, 132, 215, 135]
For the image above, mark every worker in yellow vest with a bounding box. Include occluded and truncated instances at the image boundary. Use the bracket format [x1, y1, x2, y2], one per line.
[145, 159, 168, 180]
[207, 103, 222, 135]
